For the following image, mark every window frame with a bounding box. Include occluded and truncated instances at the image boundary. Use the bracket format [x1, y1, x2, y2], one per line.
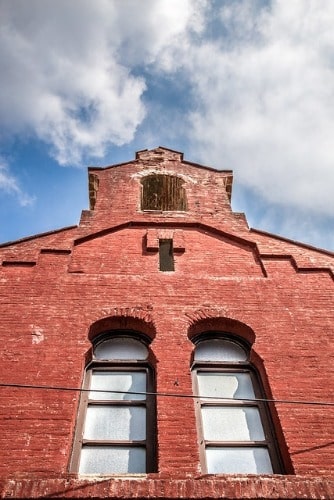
[70, 333, 156, 475]
[192, 334, 283, 474]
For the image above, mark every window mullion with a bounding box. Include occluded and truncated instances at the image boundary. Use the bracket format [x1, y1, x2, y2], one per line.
[205, 441, 269, 447]
[88, 400, 146, 406]
[82, 440, 147, 446]
[200, 401, 260, 407]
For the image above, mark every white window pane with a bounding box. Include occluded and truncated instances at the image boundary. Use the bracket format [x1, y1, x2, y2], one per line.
[79, 446, 146, 474]
[94, 338, 148, 360]
[195, 340, 247, 362]
[201, 407, 265, 441]
[90, 371, 146, 400]
[197, 372, 255, 400]
[206, 447, 273, 474]
[84, 406, 146, 440]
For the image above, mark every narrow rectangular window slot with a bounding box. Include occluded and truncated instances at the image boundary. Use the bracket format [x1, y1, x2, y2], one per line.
[159, 239, 174, 272]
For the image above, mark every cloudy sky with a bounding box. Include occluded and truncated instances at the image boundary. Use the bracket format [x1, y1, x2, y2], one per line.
[1, 0, 334, 250]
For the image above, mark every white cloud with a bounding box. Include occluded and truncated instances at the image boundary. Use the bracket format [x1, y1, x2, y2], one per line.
[0, 0, 206, 166]
[0, 157, 34, 206]
[169, 0, 334, 219]
[0, 1, 142, 165]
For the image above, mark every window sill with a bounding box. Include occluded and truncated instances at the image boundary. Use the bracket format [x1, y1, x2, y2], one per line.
[77, 473, 148, 480]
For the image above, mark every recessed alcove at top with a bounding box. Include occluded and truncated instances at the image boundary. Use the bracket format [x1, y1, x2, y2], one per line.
[141, 174, 187, 211]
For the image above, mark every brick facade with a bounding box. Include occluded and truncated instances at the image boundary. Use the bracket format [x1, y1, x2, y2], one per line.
[0, 147, 333, 498]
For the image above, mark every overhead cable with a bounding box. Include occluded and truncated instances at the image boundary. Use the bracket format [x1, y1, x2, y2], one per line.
[0, 382, 334, 406]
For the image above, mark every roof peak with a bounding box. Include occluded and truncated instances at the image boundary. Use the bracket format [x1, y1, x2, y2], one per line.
[135, 146, 184, 162]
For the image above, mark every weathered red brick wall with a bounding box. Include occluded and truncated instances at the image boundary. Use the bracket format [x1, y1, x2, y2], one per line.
[0, 148, 333, 498]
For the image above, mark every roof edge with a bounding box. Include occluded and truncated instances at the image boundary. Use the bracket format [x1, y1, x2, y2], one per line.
[136, 146, 184, 158]
[88, 147, 232, 175]
[250, 227, 334, 257]
[0, 225, 77, 248]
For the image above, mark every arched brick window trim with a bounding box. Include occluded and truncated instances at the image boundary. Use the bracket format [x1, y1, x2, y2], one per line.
[187, 316, 256, 346]
[88, 315, 156, 343]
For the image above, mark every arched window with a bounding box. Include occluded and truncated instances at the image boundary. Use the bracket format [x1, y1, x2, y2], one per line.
[71, 333, 156, 474]
[141, 174, 187, 211]
[192, 334, 282, 474]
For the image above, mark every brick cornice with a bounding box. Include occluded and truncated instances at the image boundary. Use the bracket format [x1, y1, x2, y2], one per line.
[0, 475, 333, 499]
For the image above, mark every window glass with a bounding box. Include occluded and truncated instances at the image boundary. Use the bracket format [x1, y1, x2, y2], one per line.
[201, 407, 265, 441]
[194, 339, 247, 362]
[94, 337, 148, 360]
[197, 372, 255, 399]
[206, 447, 273, 474]
[89, 371, 146, 401]
[79, 446, 146, 474]
[84, 406, 146, 440]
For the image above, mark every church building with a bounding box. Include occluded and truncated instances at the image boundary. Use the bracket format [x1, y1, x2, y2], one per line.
[0, 147, 333, 498]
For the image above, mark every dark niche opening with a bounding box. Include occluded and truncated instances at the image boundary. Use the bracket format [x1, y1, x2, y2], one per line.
[141, 175, 187, 211]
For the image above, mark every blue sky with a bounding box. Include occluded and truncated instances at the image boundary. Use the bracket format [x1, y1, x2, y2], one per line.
[1, 0, 334, 250]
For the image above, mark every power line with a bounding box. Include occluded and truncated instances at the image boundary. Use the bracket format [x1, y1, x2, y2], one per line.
[0, 382, 334, 407]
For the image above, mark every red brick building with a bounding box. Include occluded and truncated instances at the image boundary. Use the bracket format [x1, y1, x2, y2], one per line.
[0, 147, 333, 499]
